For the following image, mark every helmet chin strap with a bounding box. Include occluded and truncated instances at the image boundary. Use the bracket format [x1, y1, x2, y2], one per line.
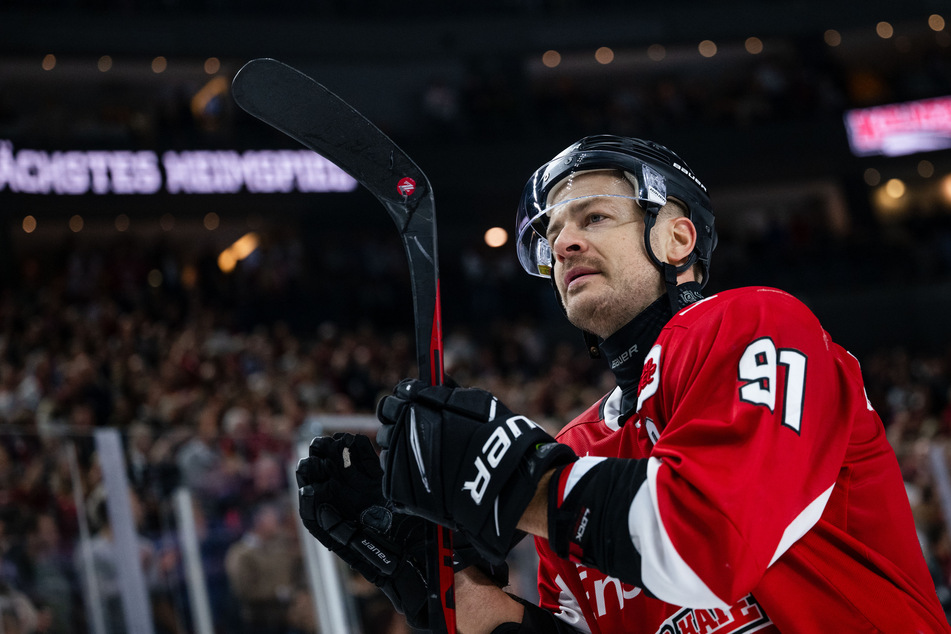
[662, 262, 681, 316]
[642, 207, 699, 317]
[582, 330, 601, 359]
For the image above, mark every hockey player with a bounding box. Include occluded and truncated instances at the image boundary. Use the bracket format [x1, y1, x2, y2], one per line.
[296, 135, 951, 632]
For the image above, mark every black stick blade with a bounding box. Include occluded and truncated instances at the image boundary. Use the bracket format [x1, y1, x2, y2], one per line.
[232, 57, 431, 212]
[232, 57, 442, 382]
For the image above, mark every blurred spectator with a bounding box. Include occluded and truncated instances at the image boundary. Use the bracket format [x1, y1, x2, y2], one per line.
[175, 403, 246, 515]
[74, 492, 182, 634]
[0, 577, 39, 634]
[14, 513, 75, 633]
[224, 501, 302, 634]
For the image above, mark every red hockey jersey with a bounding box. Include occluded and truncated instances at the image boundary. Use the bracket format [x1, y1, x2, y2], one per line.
[535, 287, 949, 633]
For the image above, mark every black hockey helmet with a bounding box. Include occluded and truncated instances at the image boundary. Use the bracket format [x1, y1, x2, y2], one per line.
[516, 134, 717, 287]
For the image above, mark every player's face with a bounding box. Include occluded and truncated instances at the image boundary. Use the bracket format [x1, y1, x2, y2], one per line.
[547, 171, 664, 338]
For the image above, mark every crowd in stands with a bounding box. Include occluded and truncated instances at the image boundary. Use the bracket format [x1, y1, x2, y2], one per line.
[0, 227, 612, 632]
[0, 213, 948, 631]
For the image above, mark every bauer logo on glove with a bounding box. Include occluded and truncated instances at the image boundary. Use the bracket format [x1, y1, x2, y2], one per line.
[463, 414, 544, 505]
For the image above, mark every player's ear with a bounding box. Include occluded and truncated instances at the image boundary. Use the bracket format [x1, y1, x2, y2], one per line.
[663, 215, 696, 268]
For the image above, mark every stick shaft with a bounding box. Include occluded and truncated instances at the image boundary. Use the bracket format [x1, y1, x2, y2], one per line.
[232, 58, 456, 634]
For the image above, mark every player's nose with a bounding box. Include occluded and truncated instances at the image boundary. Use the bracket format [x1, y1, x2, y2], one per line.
[552, 221, 587, 259]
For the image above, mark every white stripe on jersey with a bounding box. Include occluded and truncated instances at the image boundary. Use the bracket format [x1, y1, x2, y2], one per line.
[629, 457, 835, 607]
[630, 457, 730, 610]
[769, 483, 834, 565]
[562, 456, 608, 500]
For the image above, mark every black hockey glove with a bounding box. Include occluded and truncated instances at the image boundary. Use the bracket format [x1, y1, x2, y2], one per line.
[296, 432, 510, 629]
[296, 433, 430, 628]
[376, 379, 577, 563]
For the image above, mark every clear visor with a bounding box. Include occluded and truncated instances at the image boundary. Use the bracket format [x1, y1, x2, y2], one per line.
[515, 163, 668, 278]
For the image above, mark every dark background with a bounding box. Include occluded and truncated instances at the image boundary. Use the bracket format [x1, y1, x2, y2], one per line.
[1, 0, 950, 356]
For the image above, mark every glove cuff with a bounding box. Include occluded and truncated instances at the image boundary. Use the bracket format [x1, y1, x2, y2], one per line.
[472, 441, 577, 564]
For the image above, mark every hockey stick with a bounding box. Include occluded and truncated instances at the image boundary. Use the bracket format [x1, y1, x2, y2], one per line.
[231, 58, 455, 634]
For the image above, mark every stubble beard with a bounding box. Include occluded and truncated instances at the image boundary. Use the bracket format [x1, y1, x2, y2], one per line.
[562, 268, 663, 339]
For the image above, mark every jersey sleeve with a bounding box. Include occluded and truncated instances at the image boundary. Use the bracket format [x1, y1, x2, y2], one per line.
[637, 288, 862, 606]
